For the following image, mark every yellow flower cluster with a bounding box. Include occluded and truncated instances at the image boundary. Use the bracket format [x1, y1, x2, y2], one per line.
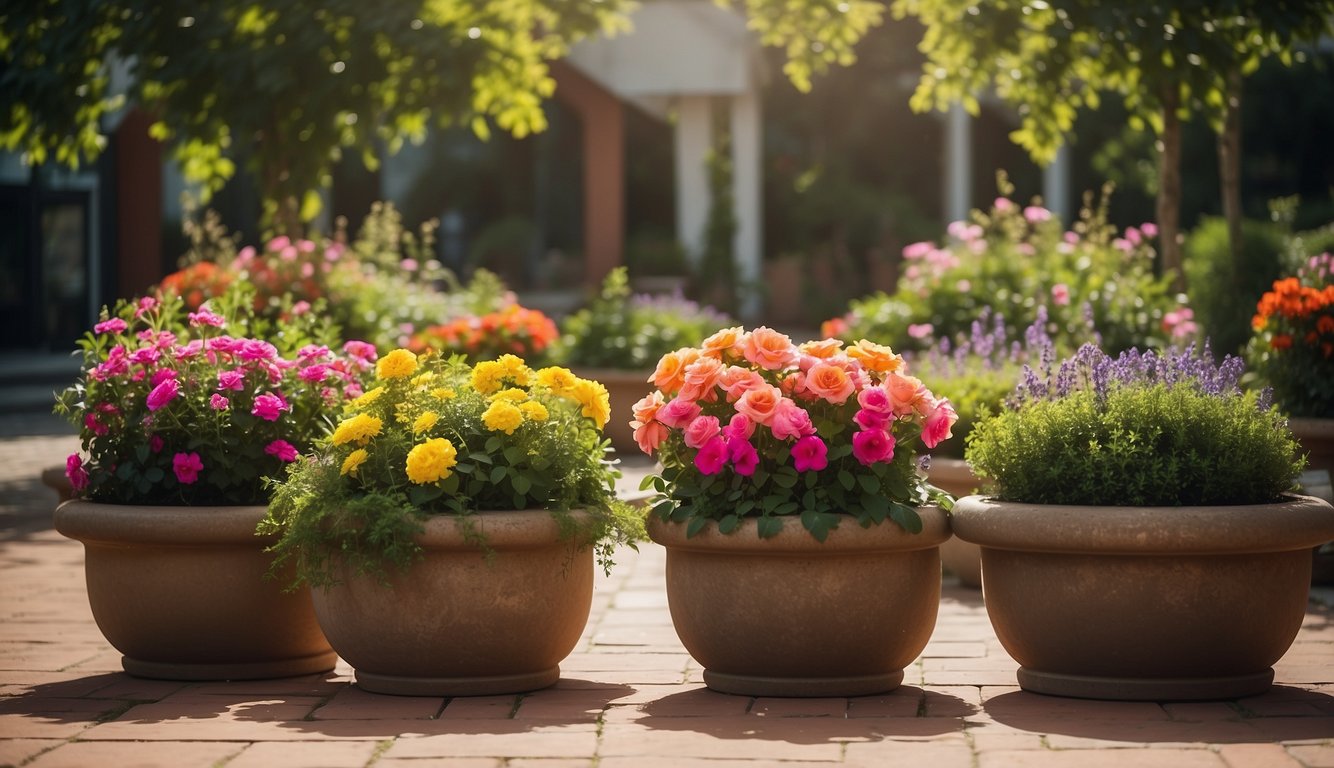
[376, 348, 418, 380]
[340, 448, 369, 476]
[332, 413, 383, 446]
[471, 354, 531, 394]
[413, 411, 439, 434]
[571, 378, 610, 428]
[406, 437, 458, 484]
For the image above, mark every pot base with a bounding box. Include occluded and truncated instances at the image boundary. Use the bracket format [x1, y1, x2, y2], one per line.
[1017, 667, 1274, 701]
[354, 666, 561, 697]
[122, 650, 338, 681]
[702, 669, 905, 698]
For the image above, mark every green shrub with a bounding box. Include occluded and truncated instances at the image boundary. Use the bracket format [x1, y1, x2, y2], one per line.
[1183, 216, 1287, 357]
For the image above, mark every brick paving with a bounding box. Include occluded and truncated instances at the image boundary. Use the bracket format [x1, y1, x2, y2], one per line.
[1, 414, 1332, 767]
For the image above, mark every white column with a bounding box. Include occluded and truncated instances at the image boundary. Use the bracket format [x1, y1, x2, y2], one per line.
[1042, 143, 1072, 224]
[730, 90, 762, 321]
[945, 103, 972, 224]
[674, 95, 712, 268]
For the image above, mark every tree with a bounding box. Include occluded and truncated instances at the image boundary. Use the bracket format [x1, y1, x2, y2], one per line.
[890, 0, 1334, 291]
[2, 0, 629, 231]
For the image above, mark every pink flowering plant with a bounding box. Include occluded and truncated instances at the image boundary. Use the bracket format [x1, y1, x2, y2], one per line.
[54, 286, 374, 505]
[634, 327, 958, 541]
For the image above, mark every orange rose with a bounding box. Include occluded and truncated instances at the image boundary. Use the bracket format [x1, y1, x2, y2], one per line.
[650, 348, 701, 394]
[846, 339, 903, 374]
[701, 326, 746, 359]
[798, 338, 844, 359]
[803, 362, 855, 405]
[632, 391, 665, 424]
[885, 372, 926, 415]
[735, 385, 784, 426]
[680, 356, 725, 402]
[742, 327, 797, 371]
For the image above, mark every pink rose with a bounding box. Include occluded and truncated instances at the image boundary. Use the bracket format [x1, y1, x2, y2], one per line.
[728, 438, 759, 476]
[94, 318, 127, 334]
[680, 357, 725, 402]
[129, 347, 160, 366]
[83, 413, 107, 436]
[770, 399, 815, 441]
[252, 393, 287, 422]
[683, 415, 722, 450]
[854, 408, 890, 431]
[188, 308, 225, 327]
[857, 386, 892, 415]
[264, 439, 298, 462]
[149, 435, 164, 453]
[852, 429, 896, 466]
[1051, 283, 1071, 306]
[343, 340, 378, 362]
[172, 452, 203, 484]
[723, 413, 755, 442]
[657, 397, 702, 429]
[633, 420, 669, 455]
[741, 327, 798, 371]
[299, 364, 329, 383]
[217, 369, 246, 391]
[921, 400, 958, 450]
[149, 368, 178, 387]
[694, 436, 728, 475]
[145, 378, 180, 412]
[790, 435, 827, 473]
[239, 339, 277, 362]
[65, 454, 89, 492]
[209, 394, 230, 411]
[718, 366, 766, 402]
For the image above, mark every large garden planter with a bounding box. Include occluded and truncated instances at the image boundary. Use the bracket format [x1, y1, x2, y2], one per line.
[312, 509, 594, 696]
[1290, 417, 1334, 483]
[928, 457, 984, 588]
[53, 501, 336, 680]
[647, 507, 951, 697]
[951, 494, 1334, 700]
[570, 367, 653, 456]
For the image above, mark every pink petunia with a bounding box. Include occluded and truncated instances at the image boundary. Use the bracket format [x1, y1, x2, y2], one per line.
[94, 317, 127, 334]
[209, 394, 230, 410]
[683, 415, 722, 450]
[188, 308, 226, 327]
[251, 392, 287, 422]
[172, 452, 203, 484]
[149, 434, 164, 453]
[921, 400, 957, 450]
[728, 438, 760, 477]
[790, 435, 828, 473]
[133, 296, 158, 319]
[298, 364, 328, 383]
[145, 378, 180, 412]
[83, 413, 108, 436]
[217, 369, 246, 391]
[129, 347, 161, 366]
[852, 429, 896, 466]
[150, 368, 178, 387]
[694, 436, 728, 475]
[65, 454, 89, 492]
[239, 339, 277, 362]
[343, 340, 378, 362]
[264, 439, 298, 462]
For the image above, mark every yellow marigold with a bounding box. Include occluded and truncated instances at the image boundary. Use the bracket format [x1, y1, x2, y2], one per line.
[571, 378, 610, 429]
[497, 354, 531, 385]
[519, 400, 549, 421]
[332, 413, 383, 446]
[471, 360, 505, 394]
[353, 386, 385, 408]
[340, 448, 369, 476]
[536, 366, 577, 395]
[491, 387, 528, 402]
[376, 348, 418, 380]
[432, 387, 456, 400]
[405, 437, 458, 484]
[413, 411, 439, 434]
[482, 399, 524, 435]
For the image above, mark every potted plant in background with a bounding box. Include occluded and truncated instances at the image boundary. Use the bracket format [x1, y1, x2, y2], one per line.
[554, 267, 731, 454]
[259, 350, 643, 696]
[952, 343, 1334, 700]
[52, 286, 371, 680]
[634, 326, 956, 696]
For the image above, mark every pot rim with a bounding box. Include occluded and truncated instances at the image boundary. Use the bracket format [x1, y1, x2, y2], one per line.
[411, 508, 595, 551]
[950, 493, 1334, 554]
[54, 499, 274, 545]
[647, 505, 950, 553]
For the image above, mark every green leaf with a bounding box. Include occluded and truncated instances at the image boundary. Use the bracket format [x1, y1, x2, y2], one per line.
[490, 466, 507, 484]
[512, 473, 532, 496]
[858, 474, 880, 495]
[470, 452, 493, 465]
[639, 474, 658, 492]
[718, 514, 740, 534]
[757, 516, 783, 539]
[686, 516, 710, 538]
[890, 503, 924, 534]
[772, 469, 798, 489]
[838, 470, 856, 491]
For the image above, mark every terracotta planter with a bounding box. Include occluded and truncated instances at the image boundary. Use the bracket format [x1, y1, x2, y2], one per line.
[648, 508, 950, 697]
[53, 501, 336, 680]
[951, 494, 1334, 700]
[570, 367, 653, 456]
[1290, 417, 1334, 483]
[312, 510, 594, 696]
[927, 458, 984, 588]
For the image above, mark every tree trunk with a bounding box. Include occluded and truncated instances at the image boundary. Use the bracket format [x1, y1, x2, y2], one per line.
[1218, 68, 1244, 287]
[1157, 86, 1185, 294]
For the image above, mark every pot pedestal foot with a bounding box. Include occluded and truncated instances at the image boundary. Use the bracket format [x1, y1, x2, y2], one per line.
[1016, 667, 1274, 701]
[354, 667, 561, 697]
[702, 669, 905, 698]
[121, 650, 338, 681]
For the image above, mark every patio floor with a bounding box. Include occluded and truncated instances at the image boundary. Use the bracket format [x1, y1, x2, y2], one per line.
[1, 413, 1332, 768]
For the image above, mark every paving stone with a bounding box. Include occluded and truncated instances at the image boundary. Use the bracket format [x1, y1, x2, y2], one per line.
[1216, 742, 1306, 768]
[312, 686, 444, 720]
[978, 747, 1226, 767]
[0, 738, 63, 767]
[843, 737, 975, 767]
[750, 697, 847, 718]
[23, 740, 244, 768]
[1285, 743, 1334, 767]
[224, 740, 382, 768]
[385, 721, 599, 759]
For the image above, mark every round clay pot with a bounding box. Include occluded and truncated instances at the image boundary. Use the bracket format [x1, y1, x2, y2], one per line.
[569, 367, 654, 456]
[1289, 417, 1334, 483]
[951, 494, 1334, 700]
[648, 508, 950, 697]
[313, 510, 594, 696]
[927, 458, 984, 588]
[53, 501, 336, 680]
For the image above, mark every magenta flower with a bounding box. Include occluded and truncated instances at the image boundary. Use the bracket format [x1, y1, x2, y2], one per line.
[149, 435, 164, 453]
[145, 378, 180, 412]
[172, 452, 203, 484]
[694, 436, 728, 475]
[343, 340, 378, 362]
[94, 317, 127, 334]
[129, 347, 161, 366]
[209, 394, 230, 410]
[83, 413, 108, 436]
[728, 438, 760, 477]
[149, 368, 178, 387]
[188, 308, 225, 327]
[854, 408, 890, 431]
[133, 296, 159, 319]
[264, 439, 298, 462]
[657, 396, 702, 429]
[852, 428, 896, 466]
[251, 392, 287, 422]
[65, 454, 89, 492]
[217, 369, 245, 391]
[790, 435, 828, 473]
[723, 413, 755, 442]
[239, 339, 277, 362]
[298, 364, 328, 383]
